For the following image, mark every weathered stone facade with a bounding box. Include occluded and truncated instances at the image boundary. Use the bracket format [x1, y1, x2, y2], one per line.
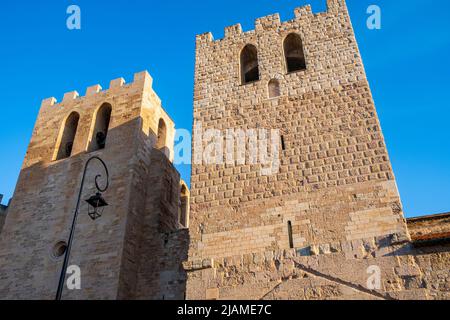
[0, 72, 189, 299]
[185, 0, 450, 300]
[407, 213, 450, 242]
[0, 0, 448, 301]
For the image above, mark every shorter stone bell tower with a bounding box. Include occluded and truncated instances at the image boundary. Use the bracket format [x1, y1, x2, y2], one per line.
[0, 71, 190, 300]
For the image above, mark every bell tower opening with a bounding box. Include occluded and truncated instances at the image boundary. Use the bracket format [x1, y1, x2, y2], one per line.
[89, 103, 112, 152]
[283, 33, 306, 73]
[55, 111, 80, 160]
[240, 44, 260, 84]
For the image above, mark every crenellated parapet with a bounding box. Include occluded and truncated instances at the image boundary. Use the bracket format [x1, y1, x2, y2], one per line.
[40, 70, 160, 110]
[294, 5, 313, 17]
[255, 13, 281, 32]
[196, 0, 346, 45]
[224, 24, 243, 38]
[25, 70, 175, 168]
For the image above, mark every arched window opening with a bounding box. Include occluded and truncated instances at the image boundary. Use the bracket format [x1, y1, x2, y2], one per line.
[89, 103, 112, 152]
[268, 79, 281, 98]
[179, 184, 189, 228]
[156, 119, 167, 150]
[240, 44, 260, 84]
[284, 33, 306, 73]
[56, 112, 80, 160]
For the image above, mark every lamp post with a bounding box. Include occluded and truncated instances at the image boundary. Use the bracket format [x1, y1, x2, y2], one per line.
[55, 156, 109, 300]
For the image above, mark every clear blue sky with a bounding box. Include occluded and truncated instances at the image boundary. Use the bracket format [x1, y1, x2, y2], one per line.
[0, 0, 449, 217]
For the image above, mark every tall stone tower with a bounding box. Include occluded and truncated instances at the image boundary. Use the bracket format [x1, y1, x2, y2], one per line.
[185, 0, 416, 299]
[0, 71, 189, 299]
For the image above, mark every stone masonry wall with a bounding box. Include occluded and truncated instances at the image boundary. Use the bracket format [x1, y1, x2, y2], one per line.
[407, 213, 450, 240]
[188, 0, 408, 267]
[184, 239, 450, 300]
[189, 180, 405, 260]
[0, 208, 7, 235]
[183, 0, 441, 299]
[130, 146, 189, 300]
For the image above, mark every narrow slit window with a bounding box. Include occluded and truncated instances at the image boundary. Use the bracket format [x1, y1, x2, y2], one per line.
[165, 178, 173, 203]
[281, 135, 286, 151]
[156, 119, 167, 150]
[288, 221, 294, 249]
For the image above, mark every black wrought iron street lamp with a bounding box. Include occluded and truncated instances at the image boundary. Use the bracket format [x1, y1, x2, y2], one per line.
[55, 156, 109, 300]
[85, 192, 108, 220]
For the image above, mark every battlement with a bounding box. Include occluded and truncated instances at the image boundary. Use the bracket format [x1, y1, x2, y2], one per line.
[29, 69, 176, 166]
[196, 0, 346, 45]
[41, 70, 159, 108]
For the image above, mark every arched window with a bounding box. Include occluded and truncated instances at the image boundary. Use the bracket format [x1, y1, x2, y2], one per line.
[268, 79, 281, 98]
[240, 44, 260, 84]
[89, 103, 112, 152]
[179, 184, 189, 228]
[283, 33, 306, 73]
[156, 119, 167, 150]
[56, 112, 80, 160]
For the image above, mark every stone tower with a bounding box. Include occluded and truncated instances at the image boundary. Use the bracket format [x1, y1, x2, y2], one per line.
[183, 0, 428, 299]
[0, 71, 189, 299]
